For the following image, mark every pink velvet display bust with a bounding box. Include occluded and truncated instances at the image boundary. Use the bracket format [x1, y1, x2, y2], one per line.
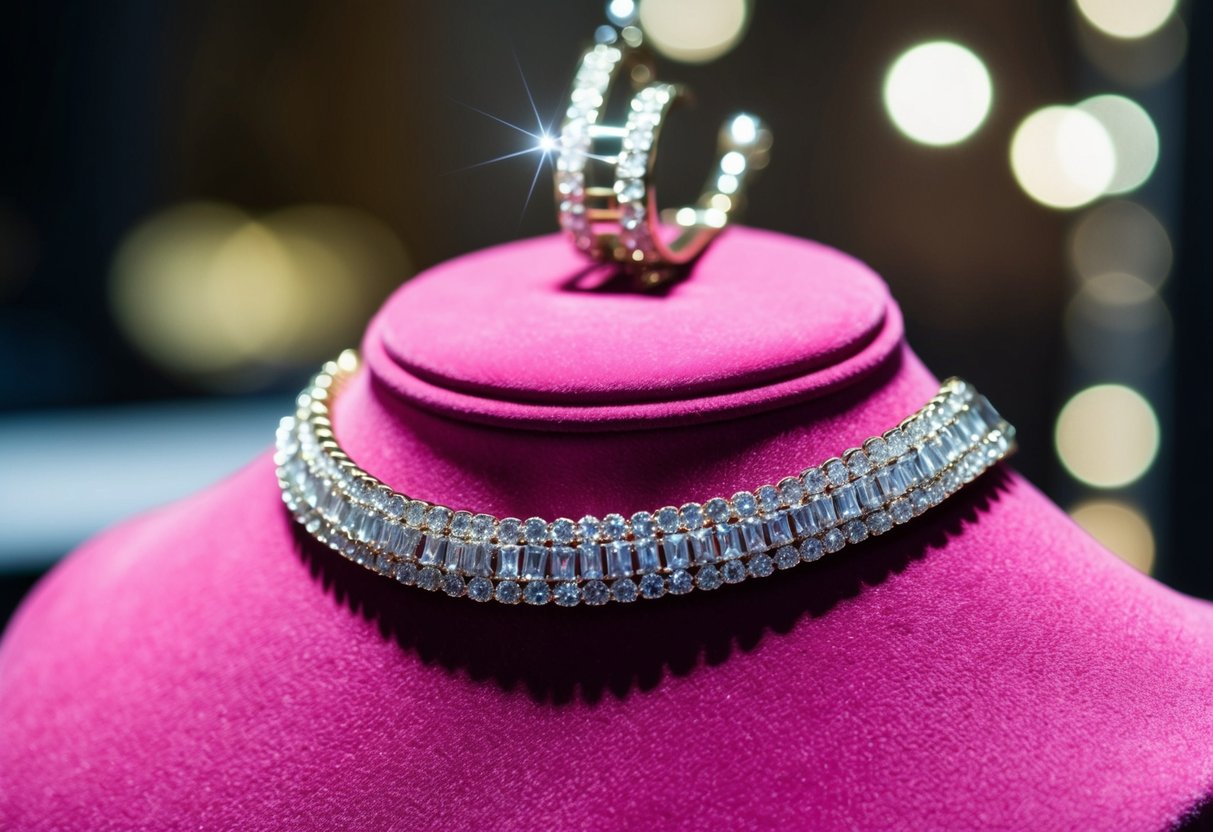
[3, 228, 1213, 831]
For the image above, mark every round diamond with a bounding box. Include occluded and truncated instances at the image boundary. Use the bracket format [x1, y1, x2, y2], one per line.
[523, 582, 551, 605]
[450, 511, 472, 538]
[845, 520, 868, 545]
[611, 578, 638, 603]
[425, 506, 452, 531]
[825, 460, 850, 486]
[442, 574, 466, 597]
[405, 500, 427, 526]
[639, 574, 666, 599]
[885, 429, 909, 458]
[822, 529, 846, 554]
[802, 468, 828, 495]
[890, 498, 913, 524]
[912, 491, 930, 515]
[417, 566, 442, 591]
[732, 491, 758, 518]
[696, 565, 723, 590]
[775, 545, 799, 569]
[756, 486, 780, 514]
[748, 553, 775, 578]
[582, 580, 610, 605]
[495, 581, 521, 604]
[394, 562, 418, 585]
[679, 503, 704, 530]
[656, 507, 681, 533]
[578, 515, 601, 541]
[523, 517, 549, 544]
[467, 577, 493, 602]
[471, 514, 495, 542]
[778, 477, 805, 506]
[846, 451, 872, 477]
[905, 417, 928, 442]
[553, 582, 581, 607]
[551, 518, 576, 545]
[867, 511, 893, 535]
[669, 570, 694, 594]
[603, 514, 627, 540]
[631, 511, 655, 538]
[800, 538, 824, 562]
[704, 498, 731, 524]
[497, 518, 522, 543]
[721, 560, 747, 584]
[385, 494, 406, 518]
[864, 437, 890, 465]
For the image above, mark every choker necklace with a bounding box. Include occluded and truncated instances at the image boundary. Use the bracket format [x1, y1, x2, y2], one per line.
[275, 351, 1016, 607]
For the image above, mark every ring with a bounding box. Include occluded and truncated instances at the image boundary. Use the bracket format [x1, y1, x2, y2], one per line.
[555, 43, 772, 284]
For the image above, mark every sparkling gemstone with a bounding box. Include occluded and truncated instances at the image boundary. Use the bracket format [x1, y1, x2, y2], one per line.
[445, 541, 466, 571]
[975, 395, 1002, 431]
[748, 553, 775, 577]
[867, 511, 893, 535]
[417, 566, 442, 591]
[603, 514, 627, 540]
[789, 505, 818, 536]
[463, 543, 492, 576]
[846, 451, 873, 477]
[928, 483, 945, 506]
[778, 477, 805, 506]
[420, 534, 447, 566]
[522, 545, 549, 579]
[578, 542, 604, 579]
[825, 459, 850, 486]
[523, 517, 549, 544]
[611, 579, 639, 603]
[662, 533, 690, 569]
[864, 437, 890, 465]
[425, 506, 452, 532]
[375, 553, 394, 576]
[911, 491, 930, 516]
[634, 539, 661, 573]
[606, 541, 633, 577]
[905, 416, 928, 442]
[450, 511, 472, 539]
[551, 518, 576, 545]
[495, 581, 521, 604]
[775, 546, 799, 570]
[810, 495, 838, 529]
[937, 424, 964, 461]
[844, 520, 868, 545]
[732, 491, 758, 517]
[467, 577, 493, 602]
[442, 574, 466, 597]
[394, 562, 418, 585]
[496, 545, 521, 579]
[582, 580, 610, 605]
[690, 529, 718, 563]
[696, 565, 723, 590]
[553, 582, 581, 607]
[855, 475, 883, 511]
[639, 574, 666, 599]
[885, 429, 909, 458]
[896, 453, 921, 490]
[656, 507, 681, 533]
[833, 485, 862, 521]
[740, 518, 766, 554]
[680, 503, 704, 530]
[763, 512, 793, 547]
[578, 515, 602, 541]
[550, 546, 577, 580]
[822, 529, 846, 554]
[497, 518, 522, 544]
[756, 485, 780, 514]
[716, 524, 744, 559]
[523, 582, 551, 605]
[722, 560, 747, 584]
[799, 538, 825, 562]
[918, 441, 947, 478]
[669, 570, 694, 594]
[875, 465, 907, 500]
[630, 512, 656, 538]
[802, 468, 828, 495]
[943, 468, 961, 493]
[704, 498, 731, 524]
[385, 494, 406, 518]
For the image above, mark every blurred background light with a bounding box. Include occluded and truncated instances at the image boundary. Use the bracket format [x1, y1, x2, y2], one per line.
[1010, 106, 1116, 209]
[1077, 94, 1159, 194]
[1055, 383, 1160, 488]
[606, 0, 638, 27]
[1075, 0, 1178, 40]
[883, 41, 992, 146]
[1076, 12, 1187, 87]
[1065, 279, 1172, 373]
[638, 0, 750, 63]
[1068, 199, 1172, 289]
[1069, 498, 1156, 572]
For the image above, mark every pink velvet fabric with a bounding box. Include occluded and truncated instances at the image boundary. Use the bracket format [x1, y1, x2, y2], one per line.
[3, 229, 1213, 831]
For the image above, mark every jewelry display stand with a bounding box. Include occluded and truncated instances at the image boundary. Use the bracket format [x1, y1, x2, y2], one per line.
[3, 228, 1212, 830]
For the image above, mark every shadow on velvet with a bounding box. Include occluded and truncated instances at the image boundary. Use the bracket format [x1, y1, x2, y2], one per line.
[289, 464, 1013, 706]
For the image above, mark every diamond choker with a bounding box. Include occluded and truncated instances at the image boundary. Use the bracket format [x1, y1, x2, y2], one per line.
[276, 352, 1016, 607]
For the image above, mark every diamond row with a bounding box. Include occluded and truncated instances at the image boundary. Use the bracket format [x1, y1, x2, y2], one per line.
[275, 356, 1015, 606]
[614, 83, 673, 261]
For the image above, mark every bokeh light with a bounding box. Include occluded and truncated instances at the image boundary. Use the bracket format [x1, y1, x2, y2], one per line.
[1010, 106, 1116, 209]
[606, 0, 638, 27]
[883, 41, 993, 146]
[1075, 0, 1178, 40]
[1077, 95, 1159, 194]
[1065, 279, 1172, 373]
[1069, 499, 1156, 573]
[638, 0, 750, 64]
[1055, 384, 1160, 488]
[1076, 12, 1187, 87]
[1068, 200, 1172, 289]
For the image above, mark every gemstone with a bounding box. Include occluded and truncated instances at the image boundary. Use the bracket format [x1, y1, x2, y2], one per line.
[810, 495, 838, 528]
[523, 582, 551, 605]
[802, 467, 828, 494]
[800, 538, 825, 562]
[578, 542, 604, 579]
[937, 425, 964, 461]
[634, 538, 661, 573]
[522, 545, 549, 579]
[822, 529, 846, 554]
[417, 566, 442, 591]
[495, 581, 521, 604]
[927, 483, 945, 506]
[442, 574, 466, 597]
[425, 506, 452, 532]
[669, 570, 694, 594]
[943, 468, 961, 493]
[630, 512, 656, 538]
[582, 580, 610, 606]
[789, 505, 818, 536]
[844, 520, 867, 545]
[662, 533, 690, 569]
[875, 465, 906, 500]
[825, 459, 850, 486]
[864, 437, 890, 465]
[612, 579, 639, 603]
[716, 524, 744, 559]
[833, 485, 862, 521]
[896, 453, 921, 489]
[394, 562, 418, 585]
[696, 565, 723, 590]
[763, 512, 793, 547]
[639, 574, 666, 599]
[846, 450, 873, 477]
[740, 518, 766, 553]
[445, 541, 466, 571]
[680, 503, 704, 530]
[975, 395, 1002, 431]
[885, 429, 909, 458]
[704, 498, 731, 524]
[905, 416, 928, 442]
[748, 553, 775, 577]
[732, 491, 758, 517]
[912, 491, 930, 515]
[691, 529, 718, 563]
[774, 546, 799, 569]
[656, 507, 681, 533]
[395, 527, 421, 558]
[461, 543, 491, 576]
[603, 514, 627, 540]
[918, 441, 947, 478]
[523, 517, 549, 544]
[497, 518, 522, 544]
[778, 477, 805, 506]
[578, 515, 602, 541]
[420, 534, 447, 566]
[867, 511, 893, 535]
[385, 494, 406, 519]
[551, 546, 577, 580]
[756, 485, 780, 514]
[606, 541, 633, 577]
[553, 582, 581, 607]
[467, 576, 493, 602]
[496, 545, 521, 579]
[855, 475, 883, 511]
[450, 511, 473, 539]
[374, 554, 394, 575]
[551, 518, 576, 545]
[722, 560, 747, 584]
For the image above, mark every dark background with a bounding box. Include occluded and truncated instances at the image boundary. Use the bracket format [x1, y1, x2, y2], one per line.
[0, 0, 1207, 622]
